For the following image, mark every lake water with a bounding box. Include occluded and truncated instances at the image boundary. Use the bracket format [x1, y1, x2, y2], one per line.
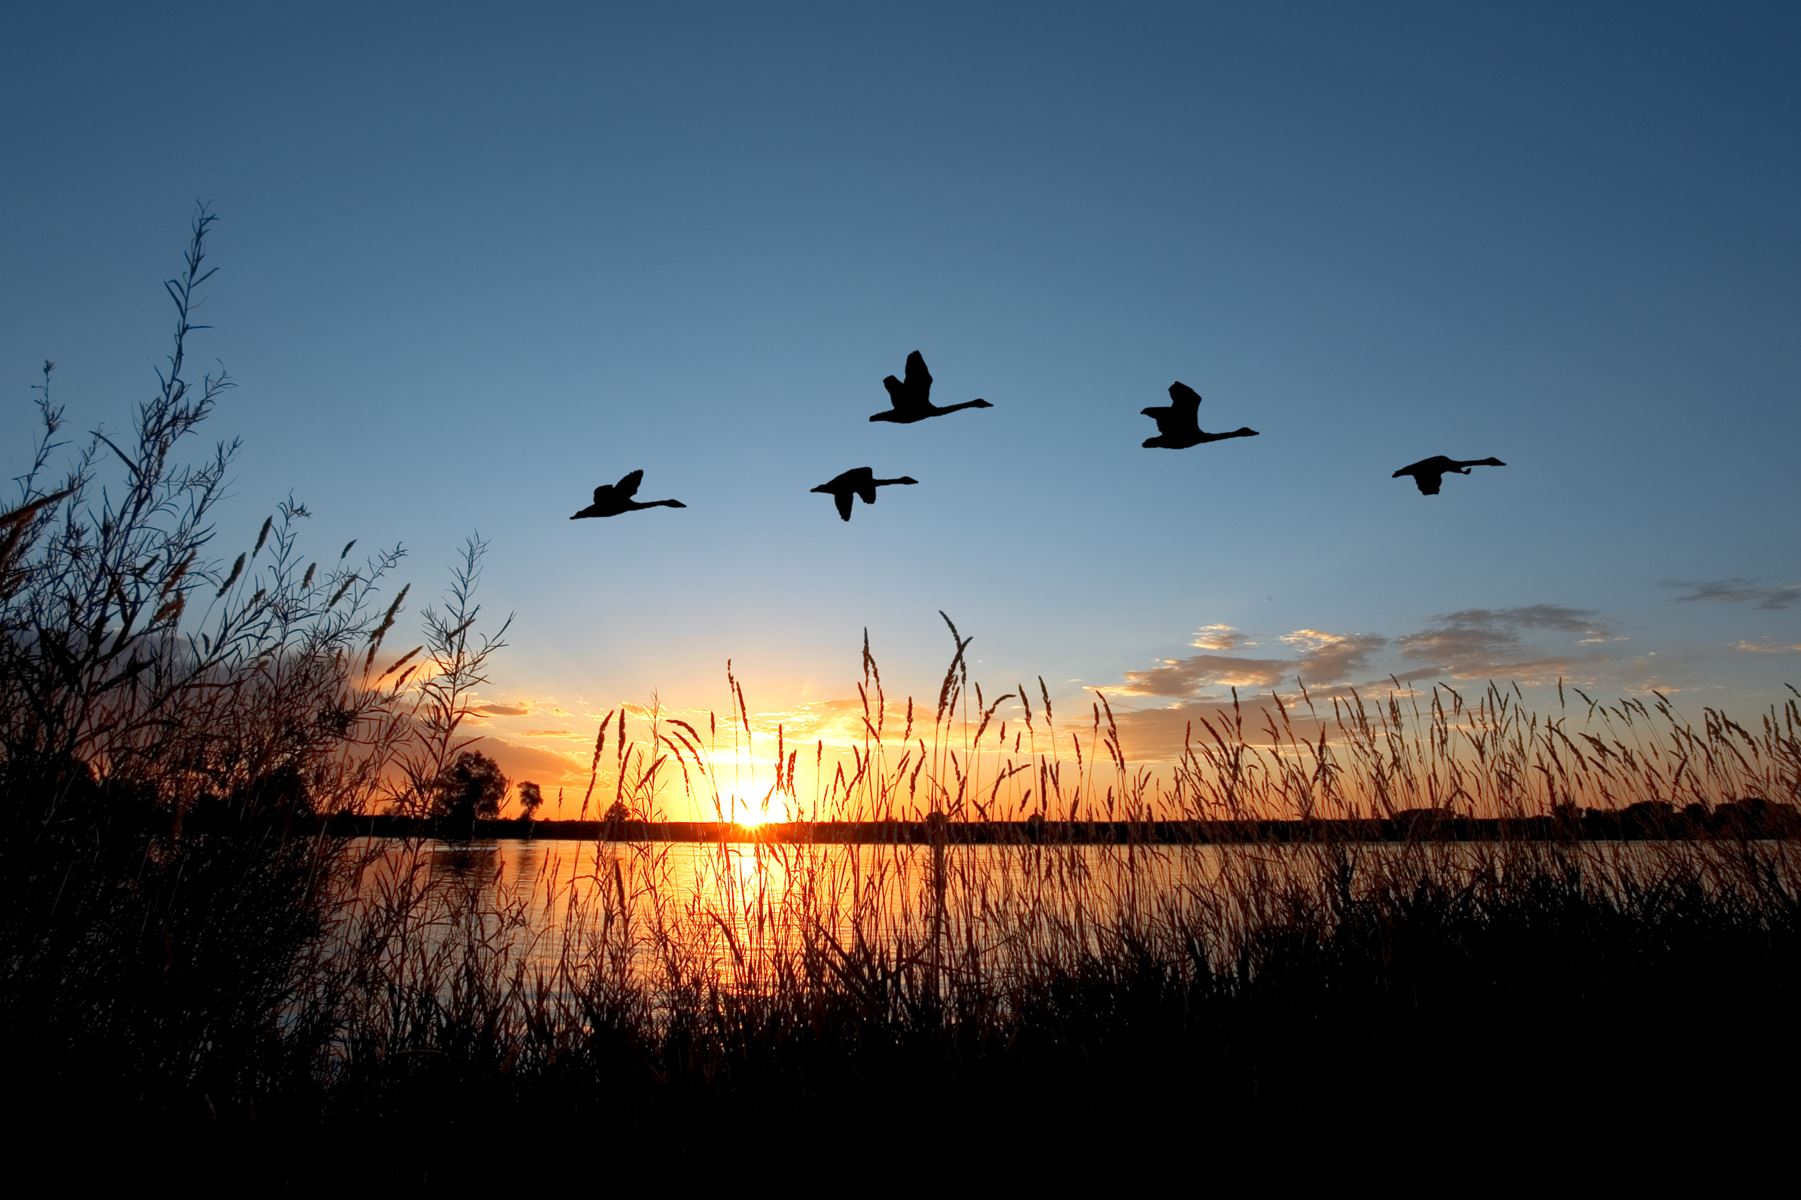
[330, 835, 1747, 994]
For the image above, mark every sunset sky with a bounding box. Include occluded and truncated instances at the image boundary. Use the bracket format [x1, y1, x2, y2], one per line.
[4, 2, 1799, 813]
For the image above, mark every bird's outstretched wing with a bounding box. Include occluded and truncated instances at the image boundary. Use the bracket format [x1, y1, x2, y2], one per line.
[590, 484, 613, 505]
[834, 490, 854, 521]
[882, 375, 908, 410]
[842, 466, 877, 505]
[1393, 463, 1444, 495]
[615, 469, 645, 498]
[904, 350, 932, 398]
[1167, 382, 1203, 415]
[1141, 405, 1178, 436]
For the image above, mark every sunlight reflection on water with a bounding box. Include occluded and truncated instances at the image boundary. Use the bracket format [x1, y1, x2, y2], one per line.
[335, 835, 1723, 996]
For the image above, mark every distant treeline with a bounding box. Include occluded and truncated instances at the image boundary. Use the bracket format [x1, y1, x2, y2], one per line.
[299, 796, 1801, 844]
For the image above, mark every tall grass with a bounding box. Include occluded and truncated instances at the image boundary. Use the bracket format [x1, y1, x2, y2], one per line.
[301, 631, 1798, 1174]
[569, 614, 1801, 826]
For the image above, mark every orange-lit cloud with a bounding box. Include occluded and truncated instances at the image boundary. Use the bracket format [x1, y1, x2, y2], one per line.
[1118, 628, 1385, 696]
[1190, 624, 1250, 650]
[1734, 640, 1801, 654]
[464, 736, 590, 792]
[1101, 697, 1333, 762]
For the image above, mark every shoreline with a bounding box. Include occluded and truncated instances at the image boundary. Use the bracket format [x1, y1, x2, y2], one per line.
[304, 802, 1798, 844]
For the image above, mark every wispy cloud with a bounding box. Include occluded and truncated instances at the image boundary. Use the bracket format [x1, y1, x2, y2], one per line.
[1666, 578, 1801, 610]
[1190, 624, 1250, 650]
[1434, 605, 1611, 637]
[475, 737, 590, 787]
[1396, 605, 1614, 680]
[472, 701, 532, 718]
[1733, 640, 1801, 655]
[1105, 698, 1332, 762]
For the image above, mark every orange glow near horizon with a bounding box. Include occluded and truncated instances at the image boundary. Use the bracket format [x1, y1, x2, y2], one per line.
[726, 798, 771, 828]
[473, 670, 1801, 824]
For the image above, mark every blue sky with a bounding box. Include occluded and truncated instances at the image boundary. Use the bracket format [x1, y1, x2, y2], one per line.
[4, 2, 1799, 795]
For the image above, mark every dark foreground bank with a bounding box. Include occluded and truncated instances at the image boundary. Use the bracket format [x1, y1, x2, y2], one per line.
[7, 825, 1797, 1186]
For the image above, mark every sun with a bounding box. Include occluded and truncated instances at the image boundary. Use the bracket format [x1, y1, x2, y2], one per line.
[723, 790, 781, 828]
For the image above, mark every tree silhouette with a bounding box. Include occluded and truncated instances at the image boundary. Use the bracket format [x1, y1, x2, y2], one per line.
[430, 750, 507, 832]
[517, 780, 544, 821]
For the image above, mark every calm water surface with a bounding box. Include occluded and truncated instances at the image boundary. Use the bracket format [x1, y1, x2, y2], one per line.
[336, 836, 1708, 989]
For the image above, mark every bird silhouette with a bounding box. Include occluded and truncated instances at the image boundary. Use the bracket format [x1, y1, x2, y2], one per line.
[570, 469, 686, 519]
[1141, 382, 1259, 449]
[870, 350, 993, 423]
[1391, 456, 1507, 495]
[811, 467, 918, 521]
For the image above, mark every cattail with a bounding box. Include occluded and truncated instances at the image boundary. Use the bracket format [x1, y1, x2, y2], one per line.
[378, 645, 424, 680]
[301, 562, 316, 589]
[152, 593, 185, 626]
[216, 552, 245, 597]
[368, 583, 410, 647]
[160, 549, 195, 596]
[579, 712, 612, 820]
[252, 514, 273, 557]
[339, 539, 356, 560]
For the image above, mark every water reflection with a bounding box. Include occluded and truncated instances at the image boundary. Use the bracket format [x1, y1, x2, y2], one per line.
[338, 835, 1769, 1001]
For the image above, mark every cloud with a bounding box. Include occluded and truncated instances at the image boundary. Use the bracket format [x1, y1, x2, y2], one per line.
[1190, 624, 1249, 650]
[1733, 640, 1801, 655]
[1104, 698, 1339, 764]
[1666, 579, 1801, 610]
[471, 737, 590, 787]
[471, 701, 531, 718]
[1396, 606, 1614, 680]
[1119, 629, 1385, 697]
[1431, 605, 1611, 637]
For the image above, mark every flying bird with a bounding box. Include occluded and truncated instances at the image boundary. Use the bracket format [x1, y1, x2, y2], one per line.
[811, 467, 918, 522]
[870, 350, 993, 423]
[1390, 456, 1507, 495]
[1141, 382, 1259, 449]
[570, 469, 686, 519]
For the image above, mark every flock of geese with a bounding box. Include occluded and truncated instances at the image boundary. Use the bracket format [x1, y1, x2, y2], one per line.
[570, 349, 1507, 522]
